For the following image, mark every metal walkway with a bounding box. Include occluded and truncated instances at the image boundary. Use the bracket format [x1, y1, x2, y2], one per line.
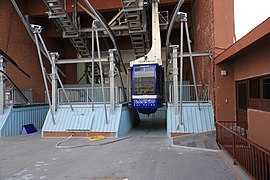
[43, 0, 100, 81]
[122, 0, 149, 58]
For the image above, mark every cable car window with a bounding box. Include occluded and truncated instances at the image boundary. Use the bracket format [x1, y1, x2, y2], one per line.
[134, 77, 155, 83]
[133, 66, 155, 78]
[134, 84, 155, 95]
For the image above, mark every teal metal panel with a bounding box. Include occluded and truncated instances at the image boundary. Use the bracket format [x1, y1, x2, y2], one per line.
[167, 103, 215, 135]
[42, 104, 123, 136]
[118, 107, 139, 137]
[0, 108, 12, 137]
[0, 105, 49, 137]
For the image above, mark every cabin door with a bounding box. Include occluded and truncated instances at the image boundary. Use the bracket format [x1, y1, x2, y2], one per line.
[236, 81, 248, 125]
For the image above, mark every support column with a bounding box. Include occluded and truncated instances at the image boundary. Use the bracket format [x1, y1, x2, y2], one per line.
[171, 45, 179, 115]
[50, 52, 59, 114]
[0, 57, 6, 115]
[109, 49, 116, 114]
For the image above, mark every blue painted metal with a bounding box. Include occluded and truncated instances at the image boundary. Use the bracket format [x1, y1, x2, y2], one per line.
[0, 105, 49, 137]
[0, 108, 12, 137]
[118, 107, 139, 136]
[167, 103, 215, 135]
[42, 104, 125, 136]
[131, 64, 164, 110]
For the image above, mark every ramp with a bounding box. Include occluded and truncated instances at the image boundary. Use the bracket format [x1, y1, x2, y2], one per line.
[167, 103, 215, 137]
[42, 104, 139, 137]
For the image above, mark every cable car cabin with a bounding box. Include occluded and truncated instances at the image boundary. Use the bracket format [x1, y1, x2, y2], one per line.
[131, 64, 164, 114]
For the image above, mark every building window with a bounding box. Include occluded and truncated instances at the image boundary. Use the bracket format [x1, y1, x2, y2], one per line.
[263, 78, 270, 99]
[249, 79, 260, 98]
[238, 83, 247, 109]
[247, 76, 270, 111]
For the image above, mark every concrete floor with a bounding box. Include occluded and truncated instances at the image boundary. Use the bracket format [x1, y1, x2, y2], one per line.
[0, 132, 241, 180]
[173, 131, 219, 150]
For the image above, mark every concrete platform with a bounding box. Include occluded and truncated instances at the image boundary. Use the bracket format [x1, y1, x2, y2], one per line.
[173, 131, 219, 151]
[0, 133, 242, 180]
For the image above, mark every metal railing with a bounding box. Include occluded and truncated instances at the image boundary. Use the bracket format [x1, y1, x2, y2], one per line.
[58, 86, 126, 105]
[216, 121, 270, 179]
[168, 84, 209, 103]
[5, 88, 33, 105]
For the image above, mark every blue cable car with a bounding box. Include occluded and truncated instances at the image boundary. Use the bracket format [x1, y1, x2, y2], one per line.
[131, 64, 164, 114]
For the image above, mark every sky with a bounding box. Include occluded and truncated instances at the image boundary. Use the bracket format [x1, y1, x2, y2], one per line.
[234, 0, 270, 40]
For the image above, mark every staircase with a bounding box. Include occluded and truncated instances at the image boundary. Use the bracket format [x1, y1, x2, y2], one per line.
[43, 0, 101, 82]
[122, 0, 149, 58]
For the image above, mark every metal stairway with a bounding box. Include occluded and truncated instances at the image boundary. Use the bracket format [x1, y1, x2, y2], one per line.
[122, 0, 149, 58]
[43, 0, 101, 82]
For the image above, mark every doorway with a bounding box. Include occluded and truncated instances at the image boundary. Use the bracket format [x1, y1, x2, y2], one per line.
[236, 81, 248, 127]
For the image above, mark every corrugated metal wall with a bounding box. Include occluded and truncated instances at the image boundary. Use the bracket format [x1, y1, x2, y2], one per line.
[0, 105, 49, 137]
[42, 104, 123, 135]
[167, 103, 215, 135]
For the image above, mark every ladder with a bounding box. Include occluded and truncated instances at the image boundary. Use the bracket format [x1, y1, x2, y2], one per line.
[122, 0, 148, 58]
[43, 0, 101, 82]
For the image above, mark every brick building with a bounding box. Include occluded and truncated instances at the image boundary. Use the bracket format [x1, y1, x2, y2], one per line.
[0, 0, 234, 104]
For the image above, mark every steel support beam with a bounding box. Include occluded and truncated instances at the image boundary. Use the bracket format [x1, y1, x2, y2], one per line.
[56, 58, 107, 65]
[0, 57, 6, 115]
[171, 45, 179, 115]
[109, 49, 116, 114]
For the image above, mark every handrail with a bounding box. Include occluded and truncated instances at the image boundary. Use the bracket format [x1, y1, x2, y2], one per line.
[57, 86, 127, 105]
[168, 84, 209, 103]
[216, 121, 270, 179]
[217, 121, 270, 155]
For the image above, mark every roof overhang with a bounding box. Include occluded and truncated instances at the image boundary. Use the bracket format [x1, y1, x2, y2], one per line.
[215, 17, 270, 65]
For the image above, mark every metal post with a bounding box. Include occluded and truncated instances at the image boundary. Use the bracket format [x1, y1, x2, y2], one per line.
[0, 57, 6, 115]
[115, 87, 118, 104]
[91, 22, 95, 112]
[184, 19, 200, 111]
[51, 52, 58, 114]
[179, 20, 184, 125]
[33, 31, 55, 124]
[94, 23, 108, 124]
[109, 49, 116, 114]
[37, 30, 73, 112]
[171, 45, 179, 115]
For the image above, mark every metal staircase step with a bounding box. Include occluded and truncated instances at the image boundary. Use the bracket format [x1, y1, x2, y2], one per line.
[44, 0, 91, 58]
[121, 0, 148, 58]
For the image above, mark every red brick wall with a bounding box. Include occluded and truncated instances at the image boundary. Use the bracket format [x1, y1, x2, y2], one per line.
[192, 0, 234, 117]
[0, 0, 46, 102]
[192, 0, 215, 104]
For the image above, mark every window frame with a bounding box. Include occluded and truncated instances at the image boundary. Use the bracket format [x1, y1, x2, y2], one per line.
[247, 75, 270, 111]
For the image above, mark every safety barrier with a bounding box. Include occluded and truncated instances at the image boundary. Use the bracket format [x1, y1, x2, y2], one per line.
[216, 121, 270, 179]
[58, 86, 126, 105]
[168, 84, 209, 103]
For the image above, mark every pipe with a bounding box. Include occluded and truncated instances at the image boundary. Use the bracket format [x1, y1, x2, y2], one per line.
[165, 0, 185, 102]
[33, 33, 55, 124]
[184, 21, 200, 111]
[95, 27, 108, 124]
[83, 0, 127, 102]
